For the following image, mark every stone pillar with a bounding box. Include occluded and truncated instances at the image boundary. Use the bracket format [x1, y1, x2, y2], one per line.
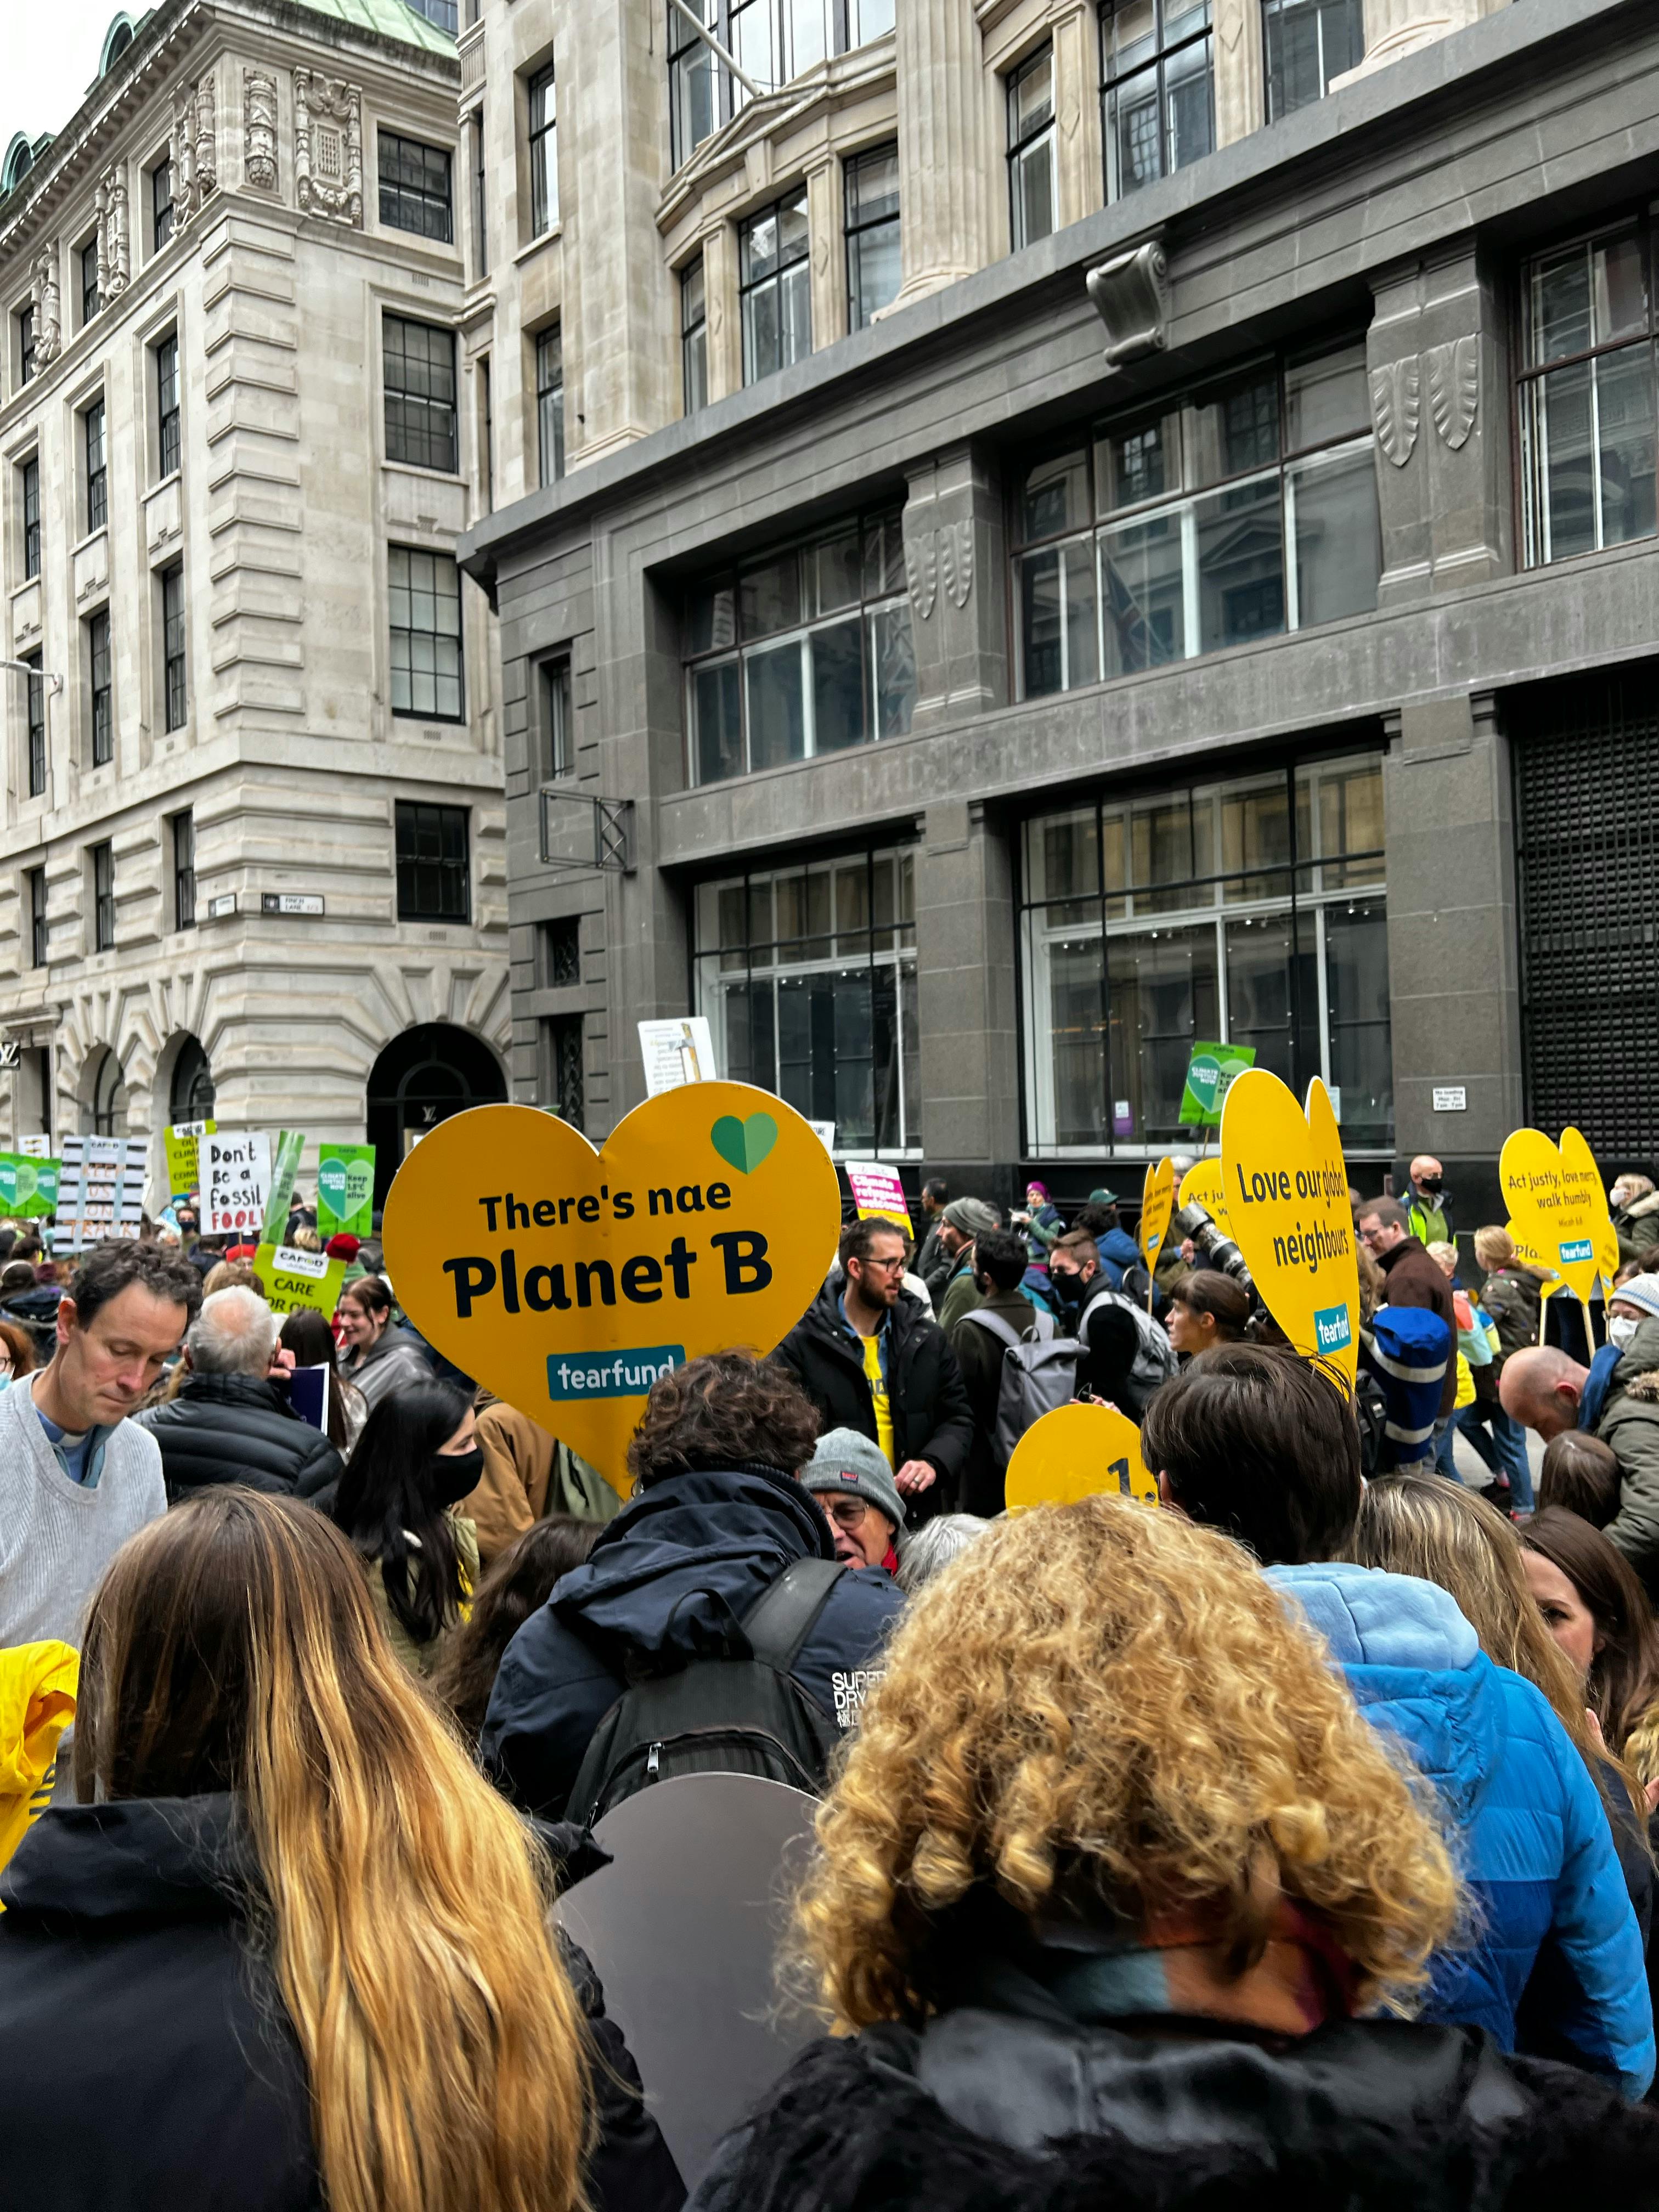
[1052, 1, 1102, 230]
[914, 799, 1020, 1171]
[1213, 0, 1265, 149]
[1381, 693, 1524, 1169]
[1367, 243, 1511, 608]
[1340, 0, 1494, 82]
[894, 0, 989, 307]
[703, 222, 742, 403]
[902, 445, 1007, 731]
[806, 154, 843, 353]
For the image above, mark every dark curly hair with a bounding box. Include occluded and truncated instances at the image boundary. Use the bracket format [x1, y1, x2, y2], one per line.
[68, 1238, 203, 1329]
[627, 1352, 821, 1486]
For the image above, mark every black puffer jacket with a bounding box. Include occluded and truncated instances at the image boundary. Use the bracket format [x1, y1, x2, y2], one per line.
[771, 1282, 974, 1519]
[136, 1372, 343, 1504]
[0, 1795, 684, 2212]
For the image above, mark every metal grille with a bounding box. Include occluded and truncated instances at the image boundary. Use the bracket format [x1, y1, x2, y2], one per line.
[1514, 667, 1659, 1161]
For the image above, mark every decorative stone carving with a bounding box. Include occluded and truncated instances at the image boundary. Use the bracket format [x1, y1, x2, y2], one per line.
[1426, 335, 1479, 451]
[1086, 239, 1171, 371]
[195, 72, 218, 199]
[172, 74, 218, 223]
[905, 530, 939, 621]
[30, 245, 60, 368]
[940, 520, 974, 611]
[95, 165, 130, 301]
[244, 70, 279, 194]
[294, 67, 363, 228]
[1369, 355, 1421, 467]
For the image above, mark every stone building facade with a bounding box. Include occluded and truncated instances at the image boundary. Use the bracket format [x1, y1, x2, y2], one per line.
[465, 0, 1656, 1215]
[0, 0, 506, 1206]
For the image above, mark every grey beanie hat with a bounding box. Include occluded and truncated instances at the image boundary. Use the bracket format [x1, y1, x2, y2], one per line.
[802, 1425, 907, 1531]
[1612, 1273, 1659, 1322]
[942, 1197, 998, 1236]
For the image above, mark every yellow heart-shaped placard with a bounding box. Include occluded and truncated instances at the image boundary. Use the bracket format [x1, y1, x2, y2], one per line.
[1499, 1126, 1605, 1306]
[1177, 1156, 1231, 1234]
[1220, 1070, 1358, 1388]
[1139, 1157, 1175, 1272]
[382, 1086, 842, 1481]
[1004, 1401, 1156, 1513]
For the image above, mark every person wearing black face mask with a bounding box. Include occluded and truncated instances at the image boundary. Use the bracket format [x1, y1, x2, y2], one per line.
[1406, 1154, 1452, 1249]
[332, 1378, 483, 1677]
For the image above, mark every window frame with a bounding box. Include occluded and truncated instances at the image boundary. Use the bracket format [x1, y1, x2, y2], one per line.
[91, 839, 116, 953]
[161, 561, 187, 732]
[1007, 43, 1058, 252]
[681, 257, 708, 416]
[739, 185, 812, 386]
[377, 129, 454, 244]
[150, 156, 174, 251]
[394, 798, 472, 922]
[84, 397, 108, 534]
[382, 312, 460, 475]
[1261, 0, 1364, 122]
[78, 235, 100, 326]
[1099, 0, 1215, 202]
[387, 543, 466, 723]
[669, 0, 898, 171]
[20, 455, 40, 580]
[171, 808, 196, 931]
[535, 324, 565, 487]
[844, 140, 901, 334]
[540, 656, 574, 779]
[87, 607, 114, 768]
[26, 865, 47, 969]
[527, 63, 558, 238]
[155, 331, 181, 480]
[23, 651, 45, 799]
[16, 304, 36, 388]
[540, 1012, 585, 1130]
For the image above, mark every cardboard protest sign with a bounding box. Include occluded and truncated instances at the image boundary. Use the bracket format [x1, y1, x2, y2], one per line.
[53, 1136, 147, 1252]
[1138, 1157, 1175, 1297]
[1177, 1156, 1233, 1234]
[1220, 1070, 1358, 1389]
[165, 1120, 215, 1199]
[1499, 1126, 1606, 1308]
[204, 1131, 272, 1239]
[382, 1086, 842, 1477]
[317, 1142, 375, 1238]
[844, 1159, 912, 1236]
[1177, 1041, 1256, 1128]
[1004, 1401, 1156, 1512]
[253, 1242, 346, 1318]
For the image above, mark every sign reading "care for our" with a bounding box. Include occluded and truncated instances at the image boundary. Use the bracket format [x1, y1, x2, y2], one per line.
[382, 1086, 842, 1480]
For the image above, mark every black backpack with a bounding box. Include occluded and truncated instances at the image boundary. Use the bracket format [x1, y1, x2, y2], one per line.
[566, 1555, 846, 1829]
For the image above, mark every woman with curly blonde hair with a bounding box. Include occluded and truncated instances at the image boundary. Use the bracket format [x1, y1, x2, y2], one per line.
[690, 1496, 1659, 2211]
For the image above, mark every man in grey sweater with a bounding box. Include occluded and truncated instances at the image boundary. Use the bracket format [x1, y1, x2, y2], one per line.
[0, 1240, 202, 1665]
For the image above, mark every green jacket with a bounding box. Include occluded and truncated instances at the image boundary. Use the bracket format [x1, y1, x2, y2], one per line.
[1598, 1314, 1659, 1599]
[936, 1258, 983, 1336]
[1479, 1263, 1548, 1367]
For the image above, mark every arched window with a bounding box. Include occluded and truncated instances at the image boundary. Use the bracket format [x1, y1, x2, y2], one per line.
[168, 1036, 216, 1125]
[89, 1046, 127, 1136]
[365, 1023, 506, 1204]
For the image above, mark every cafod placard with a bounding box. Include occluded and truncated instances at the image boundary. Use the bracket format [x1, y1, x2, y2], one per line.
[1004, 1401, 1156, 1513]
[1138, 1158, 1175, 1287]
[1177, 1041, 1256, 1128]
[1220, 1070, 1359, 1390]
[382, 1086, 843, 1479]
[1499, 1126, 1607, 1307]
[253, 1243, 346, 1319]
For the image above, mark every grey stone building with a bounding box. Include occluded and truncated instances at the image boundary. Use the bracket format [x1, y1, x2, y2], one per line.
[461, 0, 1659, 1218]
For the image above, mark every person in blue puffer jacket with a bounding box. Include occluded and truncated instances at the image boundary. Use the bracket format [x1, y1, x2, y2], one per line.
[1270, 1558, 1655, 2100]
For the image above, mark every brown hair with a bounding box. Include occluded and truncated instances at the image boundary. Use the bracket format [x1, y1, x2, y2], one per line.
[1360, 1197, 1409, 1233]
[1169, 1268, 1252, 1341]
[1538, 1431, 1622, 1528]
[628, 1350, 821, 1485]
[1052, 1229, 1099, 1268]
[74, 1491, 589, 2212]
[338, 1274, 393, 1318]
[68, 1237, 204, 1328]
[431, 1516, 600, 1744]
[838, 1216, 907, 1269]
[0, 1318, 37, 1376]
[1522, 1508, 1659, 1757]
[201, 1259, 267, 1300]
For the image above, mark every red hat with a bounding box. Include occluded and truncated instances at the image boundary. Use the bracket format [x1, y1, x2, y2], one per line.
[325, 1233, 362, 1261]
[224, 1243, 258, 1262]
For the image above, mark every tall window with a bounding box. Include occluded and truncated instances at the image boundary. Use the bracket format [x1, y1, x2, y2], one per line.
[91, 841, 115, 953]
[151, 156, 174, 250]
[1520, 221, 1657, 567]
[685, 508, 916, 783]
[694, 847, 919, 1150]
[845, 142, 900, 331]
[87, 608, 113, 766]
[1020, 755, 1390, 1154]
[156, 332, 180, 478]
[161, 562, 187, 731]
[681, 258, 708, 415]
[395, 799, 471, 921]
[1007, 46, 1057, 251]
[541, 916, 582, 986]
[541, 1015, 585, 1130]
[1262, 0, 1363, 120]
[23, 652, 44, 798]
[528, 65, 558, 236]
[536, 326, 565, 486]
[20, 456, 40, 580]
[541, 658, 573, 778]
[1013, 342, 1380, 697]
[479, 357, 494, 511]
[378, 132, 453, 242]
[171, 809, 196, 930]
[17, 306, 36, 388]
[389, 546, 464, 720]
[670, 0, 898, 170]
[404, 0, 459, 31]
[79, 238, 100, 326]
[383, 314, 458, 472]
[26, 867, 46, 968]
[472, 111, 488, 279]
[1101, 0, 1214, 200]
[741, 188, 811, 385]
[84, 398, 108, 532]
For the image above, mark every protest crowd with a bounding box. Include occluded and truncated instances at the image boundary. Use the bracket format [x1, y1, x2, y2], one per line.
[9, 1124, 1659, 2209]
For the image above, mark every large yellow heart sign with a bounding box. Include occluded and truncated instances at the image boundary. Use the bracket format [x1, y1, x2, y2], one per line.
[1499, 1126, 1607, 1306]
[382, 1086, 842, 1479]
[1004, 1401, 1156, 1513]
[1220, 1070, 1358, 1389]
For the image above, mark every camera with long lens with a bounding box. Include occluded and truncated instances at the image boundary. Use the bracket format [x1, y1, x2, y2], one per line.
[1171, 1199, 1254, 1290]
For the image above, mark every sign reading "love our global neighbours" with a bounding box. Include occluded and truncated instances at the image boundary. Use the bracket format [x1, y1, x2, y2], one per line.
[1220, 1069, 1359, 1389]
[382, 1086, 842, 1480]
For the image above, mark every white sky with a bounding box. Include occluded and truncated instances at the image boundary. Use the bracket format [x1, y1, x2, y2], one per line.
[2, 6, 133, 163]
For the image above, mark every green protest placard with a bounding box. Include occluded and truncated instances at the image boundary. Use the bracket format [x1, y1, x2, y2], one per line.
[253, 1242, 346, 1319]
[0, 1152, 59, 1218]
[166, 1120, 216, 1199]
[1178, 1041, 1256, 1128]
[259, 1130, 307, 1246]
[317, 1142, 375, 1238]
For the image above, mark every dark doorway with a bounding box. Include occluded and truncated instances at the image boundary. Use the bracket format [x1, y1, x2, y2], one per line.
[168, 1036, 216, 1125]
[366, 1023, 507, 1205]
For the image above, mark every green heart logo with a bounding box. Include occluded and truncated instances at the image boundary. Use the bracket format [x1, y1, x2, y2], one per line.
[318, 1161, 346, 1206]
[343, 1160, 374, 1214]
[710, 1112, 778, 1176]
[1186, 1055, 1221, 1110]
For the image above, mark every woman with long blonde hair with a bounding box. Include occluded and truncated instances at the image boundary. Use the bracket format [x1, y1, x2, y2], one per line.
[0, 1488, 683, 2212]
[690, 1496, 1659, 2210]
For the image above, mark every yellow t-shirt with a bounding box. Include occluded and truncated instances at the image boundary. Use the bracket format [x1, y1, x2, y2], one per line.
[860, 1329, 896, 1468]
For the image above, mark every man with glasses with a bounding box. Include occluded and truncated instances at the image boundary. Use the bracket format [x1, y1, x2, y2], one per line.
[1356, 1195, 1459, 1443]
[774, 1216, 974, 1522]
[801, 1426, 905, 1575]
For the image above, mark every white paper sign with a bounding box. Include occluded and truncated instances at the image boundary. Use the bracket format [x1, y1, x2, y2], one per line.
[638, 1017, 718, 1097]
[807, 1120, 836, 1152]
[844, 1158, 912, 1234]
[204, 1131, 272, 1238]
[1432, 1085, 1468, 1113]
[18, 1134, 50, 1158]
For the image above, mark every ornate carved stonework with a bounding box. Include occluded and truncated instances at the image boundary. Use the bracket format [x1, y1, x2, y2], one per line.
[905, 530, 939, 621]
[244, 70, 279, 194]
[1426, 335, 1479, 452]
[940, 520, 974, 611]
[1370, 355, 1422, 469]
[195, 72, 218, 198]
[95, 165, 130, 301]
[1086, 239, 1172, 372]
[294, 67, 363, 228]
[172, 73, 218, 223]
[31, 245, 61, 367]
